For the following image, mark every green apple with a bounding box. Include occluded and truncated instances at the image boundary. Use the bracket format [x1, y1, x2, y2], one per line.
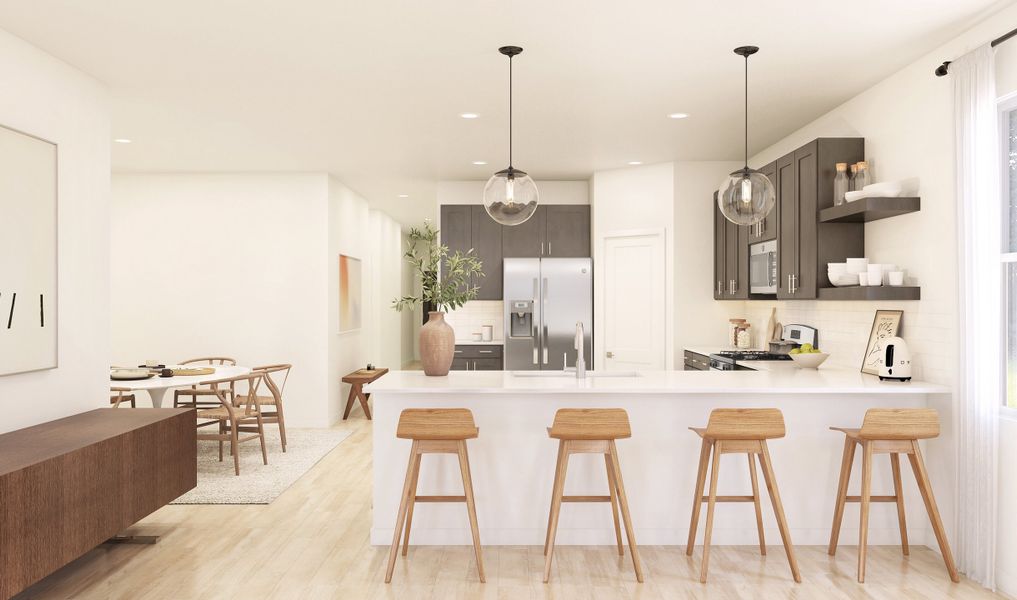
[800, 343, 813, 352]
[790, 348, 801, 355]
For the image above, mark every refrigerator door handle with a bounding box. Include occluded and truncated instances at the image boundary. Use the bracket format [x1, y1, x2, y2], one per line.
[542, 277, 549, 364]
[532, 277, 539, 365]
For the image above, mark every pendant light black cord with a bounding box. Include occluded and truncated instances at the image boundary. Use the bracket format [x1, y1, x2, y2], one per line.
[508, 54, 513, 169]
[743, 52, 748, 169]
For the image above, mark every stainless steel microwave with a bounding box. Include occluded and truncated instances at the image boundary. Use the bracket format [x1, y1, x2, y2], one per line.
[749, 239, 777, 294]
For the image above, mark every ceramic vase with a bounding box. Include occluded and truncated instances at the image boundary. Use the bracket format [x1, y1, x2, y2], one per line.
[420, 311, 455, 376]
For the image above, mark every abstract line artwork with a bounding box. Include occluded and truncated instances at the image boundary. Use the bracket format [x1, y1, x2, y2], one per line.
[338, 254, 362, 333]
[0, 124, 57, 375]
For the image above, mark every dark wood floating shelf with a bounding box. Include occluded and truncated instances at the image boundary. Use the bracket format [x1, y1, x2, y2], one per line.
[817, 286, 921, 301]
[819, 197, 920, 223]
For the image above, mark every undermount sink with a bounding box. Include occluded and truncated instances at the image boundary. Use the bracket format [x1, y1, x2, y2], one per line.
[511, 370, 641, 378]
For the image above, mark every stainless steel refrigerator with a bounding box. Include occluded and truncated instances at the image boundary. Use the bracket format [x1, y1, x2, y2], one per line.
[504, 258, 593, 371]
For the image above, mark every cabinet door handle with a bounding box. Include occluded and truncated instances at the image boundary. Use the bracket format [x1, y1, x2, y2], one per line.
[547, 242, 551, 255]
[787, 274, 792, 294]
[540, 242, 545, 256]
[717, 280, 723, 295]
[479, 350, 493, 354]
[729, 279, 735, 294]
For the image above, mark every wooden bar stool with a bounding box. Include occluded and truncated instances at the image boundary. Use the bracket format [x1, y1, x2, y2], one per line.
[686, 408, 801, 583]
[385, 408, 484, 584]
[543, 408, 643, 583]
[828, 408, 959, 583]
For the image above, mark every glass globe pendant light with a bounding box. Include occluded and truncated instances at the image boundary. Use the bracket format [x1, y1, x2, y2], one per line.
[483, 46, 539, 226]
[718, 46, 775, 226]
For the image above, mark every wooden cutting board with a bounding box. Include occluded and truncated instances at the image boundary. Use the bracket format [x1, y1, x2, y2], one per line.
[171, 367, 215, 377]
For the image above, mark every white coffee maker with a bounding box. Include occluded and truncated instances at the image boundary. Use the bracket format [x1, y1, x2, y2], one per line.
[878, 336, 912, 381]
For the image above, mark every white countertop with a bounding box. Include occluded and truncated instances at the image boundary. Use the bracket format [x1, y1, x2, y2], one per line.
[454, 340, 504, 346]
[366, 369, 949, 395]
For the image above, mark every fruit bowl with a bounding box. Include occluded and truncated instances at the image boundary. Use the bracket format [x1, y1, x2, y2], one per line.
[789, 352, 829, 369]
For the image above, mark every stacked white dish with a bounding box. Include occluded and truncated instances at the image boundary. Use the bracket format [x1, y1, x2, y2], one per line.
[828, 259, 868, 287]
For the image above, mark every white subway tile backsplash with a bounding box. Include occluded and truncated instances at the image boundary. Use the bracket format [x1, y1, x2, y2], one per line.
[445, 301, 504, 341]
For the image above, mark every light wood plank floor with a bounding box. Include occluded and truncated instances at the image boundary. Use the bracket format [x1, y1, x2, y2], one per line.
[16, 418, 1005, 600]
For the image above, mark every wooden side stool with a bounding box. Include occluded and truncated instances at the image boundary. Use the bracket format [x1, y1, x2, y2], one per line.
[686, 408, 801, 583]
[828, 408, 959, 583]
[385, 408, 484, 583]
[543, 408, 643, 583]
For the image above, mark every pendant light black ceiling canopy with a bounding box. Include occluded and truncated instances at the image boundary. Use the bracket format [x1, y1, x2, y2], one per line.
[718, 45, 775, 227]
[483, 45, 539, 226]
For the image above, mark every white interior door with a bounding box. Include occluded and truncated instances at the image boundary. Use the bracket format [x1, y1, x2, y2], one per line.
[602, 231, 665, 371]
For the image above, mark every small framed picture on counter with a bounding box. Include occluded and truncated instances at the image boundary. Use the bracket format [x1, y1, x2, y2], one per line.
[861, 309, 903, 375]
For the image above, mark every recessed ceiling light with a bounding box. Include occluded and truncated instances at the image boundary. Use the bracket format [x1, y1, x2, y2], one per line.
[113, 138, 132, 144]
[667, 113, 689, 120]
[460, 113, 479, 119]
[628, 161, 643, 166]
[398, 194, 409, 198]
[472, 160, 488, 165]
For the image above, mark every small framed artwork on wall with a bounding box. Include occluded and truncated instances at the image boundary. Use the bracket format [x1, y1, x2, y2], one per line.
[0, 124, 57, 376]
[861, 309, 903, 375]
[338, 254, 362, 333]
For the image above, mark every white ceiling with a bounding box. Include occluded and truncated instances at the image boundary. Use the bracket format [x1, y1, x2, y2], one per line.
[0, 0, 1010, 226]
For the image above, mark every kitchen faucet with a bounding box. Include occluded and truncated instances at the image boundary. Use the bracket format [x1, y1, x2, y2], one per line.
[574, 321, 586, 379]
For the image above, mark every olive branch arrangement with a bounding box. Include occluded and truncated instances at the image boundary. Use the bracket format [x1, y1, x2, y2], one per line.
[392, 221, 484, 314]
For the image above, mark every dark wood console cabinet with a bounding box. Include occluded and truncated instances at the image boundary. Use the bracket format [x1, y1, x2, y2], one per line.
[0, 408, 196, 598]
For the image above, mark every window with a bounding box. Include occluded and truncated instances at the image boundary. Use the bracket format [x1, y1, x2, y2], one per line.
[1003, 95, 1017, 408]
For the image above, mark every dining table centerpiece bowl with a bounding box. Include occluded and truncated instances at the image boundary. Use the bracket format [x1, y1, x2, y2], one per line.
[392, 222, 484, 376]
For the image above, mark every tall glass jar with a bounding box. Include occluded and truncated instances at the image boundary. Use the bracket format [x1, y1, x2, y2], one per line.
[833, 163, 849, 206]
[856, 161, 872, 190]
[848, 163, 858, 192]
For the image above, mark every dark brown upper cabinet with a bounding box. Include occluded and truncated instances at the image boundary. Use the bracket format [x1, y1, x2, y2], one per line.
[544, 205, 591, 257]
[776, 138, 864, 299]
[747, 161, 778, 242]
[501, 206, 546, 257]
[439, 205, 503, 300]
[714, 193, 749, 300]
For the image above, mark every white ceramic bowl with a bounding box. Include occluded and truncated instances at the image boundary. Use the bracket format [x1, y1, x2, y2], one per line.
[789, 352, 829, 369]
[827, 262, 848, 278]
[830, 273, 859, 287]
[845, 190, 867, 203]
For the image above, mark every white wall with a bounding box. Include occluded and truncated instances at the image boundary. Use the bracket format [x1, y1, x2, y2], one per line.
[673, 161, 745, 360]
[590, 163, 675, 370]
[112, 174, 332, 426]
[111, 174, 404, 427]
[0, 29, 110, 434]
[436, 179, 589, 212]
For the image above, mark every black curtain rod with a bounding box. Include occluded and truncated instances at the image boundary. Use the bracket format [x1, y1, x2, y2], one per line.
[935, 25, 1017, 76]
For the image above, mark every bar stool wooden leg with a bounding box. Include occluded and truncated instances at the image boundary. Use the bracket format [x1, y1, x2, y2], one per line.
[386, 440, 419, 583]
[608, 441, 643, 583]
[401, 450, 422, 556]
[544, 440, 565, 556]
[748, 453, 766, 555]
[890, 453, 909, 556]
[457, 441, 485, 583]
[828, 437, 856, 555]
[686, 438, 711, 556]
[907, 440, 960, 583]
[604, 453, 624, 556]
[543, 441, 570, 583]
[857, 440, 873, 583]
[699, 440, 722, 583]
[759, 442, 801, 583]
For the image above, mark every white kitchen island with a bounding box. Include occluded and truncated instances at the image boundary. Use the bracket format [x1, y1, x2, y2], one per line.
[366, 369, 949, 549]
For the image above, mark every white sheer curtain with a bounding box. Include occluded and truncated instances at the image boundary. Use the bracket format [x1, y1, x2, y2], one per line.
[954, 43, 1000, 589]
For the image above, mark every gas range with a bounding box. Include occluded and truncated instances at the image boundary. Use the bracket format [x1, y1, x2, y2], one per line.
[708, 350, 792, 371]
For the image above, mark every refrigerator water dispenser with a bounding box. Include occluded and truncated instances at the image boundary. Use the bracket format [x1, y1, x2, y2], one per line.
[509, 300, 533, 338]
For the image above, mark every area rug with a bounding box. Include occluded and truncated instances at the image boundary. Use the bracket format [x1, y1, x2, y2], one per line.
[171, 428, 352, 505]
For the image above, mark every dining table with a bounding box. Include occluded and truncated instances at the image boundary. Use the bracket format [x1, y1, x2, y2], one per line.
[110, 365, 251, 408]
